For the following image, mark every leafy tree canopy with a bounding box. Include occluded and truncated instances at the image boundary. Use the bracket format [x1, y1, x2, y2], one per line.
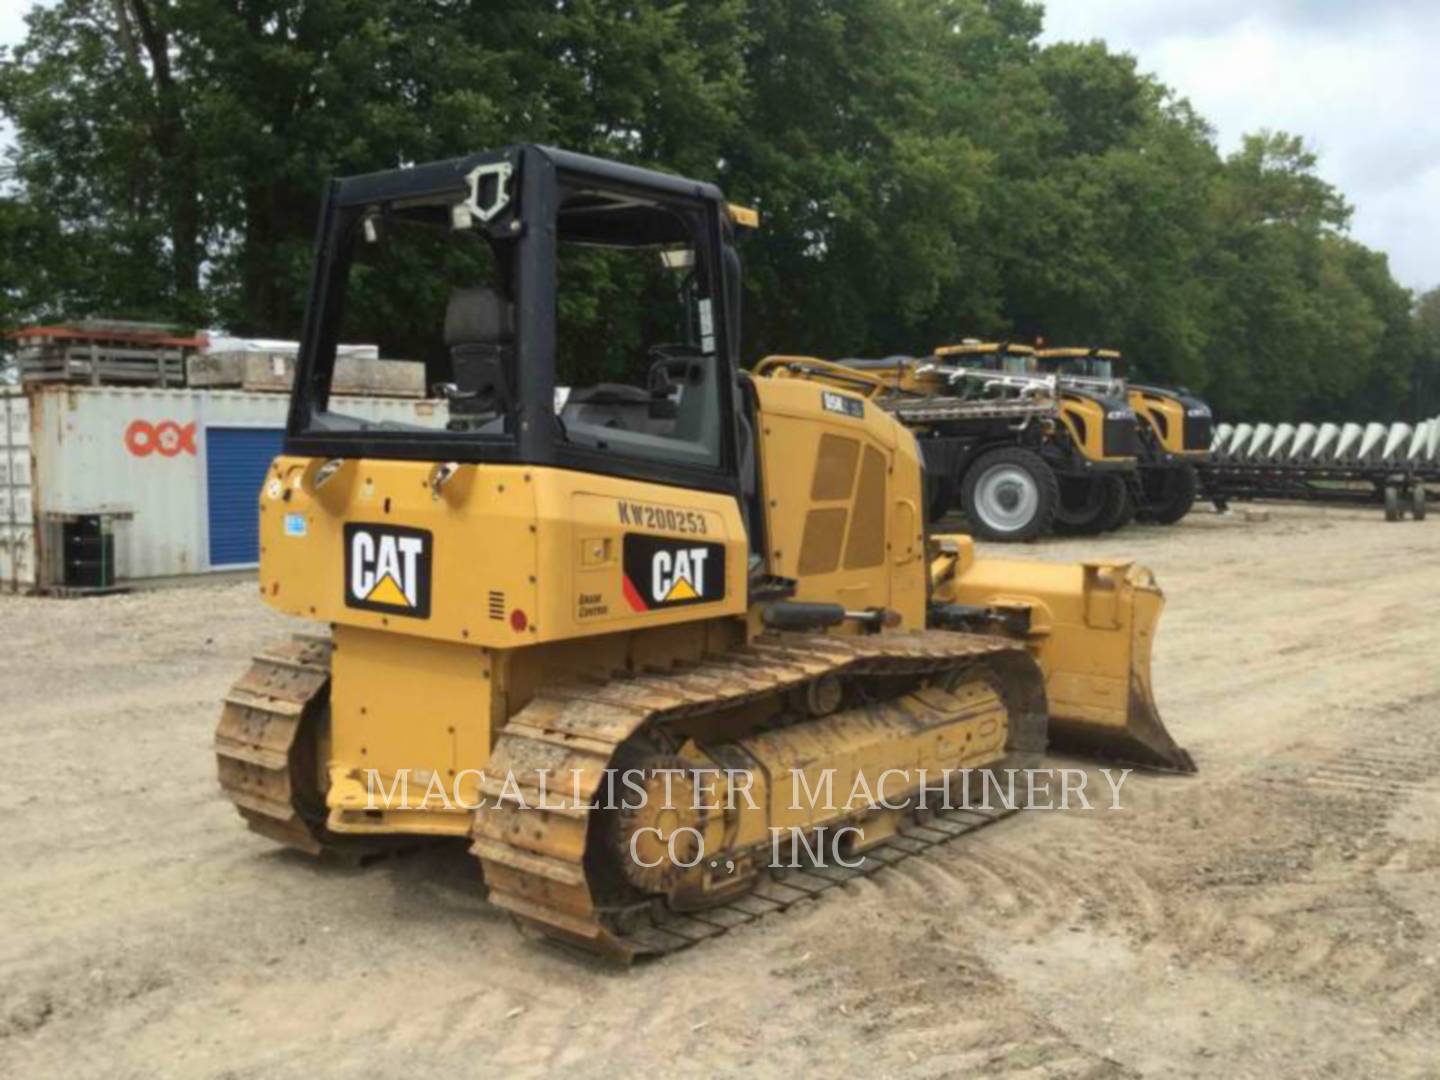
[1, 0, 1433, 420]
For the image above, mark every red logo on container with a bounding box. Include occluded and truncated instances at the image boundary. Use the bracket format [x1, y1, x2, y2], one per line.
[125, 420, 197, 458]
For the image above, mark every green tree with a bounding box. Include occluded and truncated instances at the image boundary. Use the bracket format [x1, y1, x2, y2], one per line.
[1, 1, 207, 322]
[0, 0, 1425, 422]
[1196, 132, 1419, 420]
[1413, 287, 1440, 417]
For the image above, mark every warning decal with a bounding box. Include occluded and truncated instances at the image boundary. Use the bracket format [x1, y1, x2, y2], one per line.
[621, 534, 726, 612]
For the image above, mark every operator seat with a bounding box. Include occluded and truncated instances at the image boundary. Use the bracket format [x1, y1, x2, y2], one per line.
[444, 286, 514, 416]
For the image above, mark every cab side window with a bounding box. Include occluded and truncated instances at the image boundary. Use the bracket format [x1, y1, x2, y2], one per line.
[553, 191, 722, 470]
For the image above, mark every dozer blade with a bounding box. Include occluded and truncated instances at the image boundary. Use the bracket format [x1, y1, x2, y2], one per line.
[933, 544, 1196, 773]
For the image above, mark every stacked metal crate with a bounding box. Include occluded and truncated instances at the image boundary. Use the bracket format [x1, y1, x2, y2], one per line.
[12, 320, 205, 387]
[0, 388, 36, 591]
[1, 321, 443, 593]
[187, 348, 425, 397]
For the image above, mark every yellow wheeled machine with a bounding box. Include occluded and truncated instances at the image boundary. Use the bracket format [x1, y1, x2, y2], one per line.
[839, 343, 1141, 538]
[831, 344, 1060, 539]
[215, 146, 1194, 962]
[1036, 348, 1213, 525]
[935, 342, 1142, 536]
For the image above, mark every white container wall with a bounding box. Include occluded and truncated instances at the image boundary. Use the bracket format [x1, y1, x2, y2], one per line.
[27, 385, 449, 583]
[2, 389, 35, 589]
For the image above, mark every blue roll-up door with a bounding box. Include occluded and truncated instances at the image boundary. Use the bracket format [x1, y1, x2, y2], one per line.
[206, 427, 285, 567]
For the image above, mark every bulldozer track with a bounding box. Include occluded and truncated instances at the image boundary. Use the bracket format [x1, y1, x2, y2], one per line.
[527, 787, 1020, 959]
[216, 630, 1043, 960]
[213, 632, 373, 859]
[472, 630, 1044, 961]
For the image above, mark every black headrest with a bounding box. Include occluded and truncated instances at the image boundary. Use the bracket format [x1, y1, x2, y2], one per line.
[445, 287, 514, 347]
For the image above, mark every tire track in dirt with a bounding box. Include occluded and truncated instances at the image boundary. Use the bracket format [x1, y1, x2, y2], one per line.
[830, 692, 1440, 1038]
[774, 921, 1140, 1079]
[5, 505, 1440, 1077]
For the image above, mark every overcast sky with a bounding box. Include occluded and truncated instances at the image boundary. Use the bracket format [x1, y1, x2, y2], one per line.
[1041, 0, 1439, 293]
[0, 3, 24, 155]
[2, 1, 1435, 292]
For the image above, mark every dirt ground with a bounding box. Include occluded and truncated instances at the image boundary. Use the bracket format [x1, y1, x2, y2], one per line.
[2, 502, 1438, 1078]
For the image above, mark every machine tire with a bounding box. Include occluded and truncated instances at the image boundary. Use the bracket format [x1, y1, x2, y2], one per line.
[1411, 485, 1427, 521]
[1099, 474, 1134, 532]
[1055, 474, 1132, 535]
[1143, 464, 1198, 525]
[1384, 487, 1401, 522]
[1052, 476, 1109, 535]
[926, 478, 954, 524]
[959, 447, 1058, 542]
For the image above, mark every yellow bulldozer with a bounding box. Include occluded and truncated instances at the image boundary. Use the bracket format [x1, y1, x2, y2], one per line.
[215, 145, 1194, 962]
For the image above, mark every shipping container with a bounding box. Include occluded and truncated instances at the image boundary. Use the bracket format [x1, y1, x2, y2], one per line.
[0, 388, 37, 591]
[6, 385, 448, 589]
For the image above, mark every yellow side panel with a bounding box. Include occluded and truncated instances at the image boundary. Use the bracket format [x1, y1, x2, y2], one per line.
[1059, 395, 1113, 463]
[259, 457, 539, 647]
[752, 377, 926, 626]
[541, 481, 747, 639]
[257, 458, 747, 648]
[327, 624, 493, 818]
[1130, 390, 1188, 455]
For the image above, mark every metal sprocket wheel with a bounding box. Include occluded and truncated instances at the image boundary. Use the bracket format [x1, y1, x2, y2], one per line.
[611, 754, 710, 894]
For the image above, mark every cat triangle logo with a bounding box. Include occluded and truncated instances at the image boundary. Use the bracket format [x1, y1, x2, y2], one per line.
[345, 524, 432, 619]
[621, 536, 724, 612]
[662, 576, 699, 602]
[366, 573, 410, 607]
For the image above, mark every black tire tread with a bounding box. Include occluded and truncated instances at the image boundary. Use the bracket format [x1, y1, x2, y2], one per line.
[1148, 463, 1199, 526]
[1100, 474, 1134, 532]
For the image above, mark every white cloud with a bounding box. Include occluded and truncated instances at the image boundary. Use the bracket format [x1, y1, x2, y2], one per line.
[0, 3, 44, 163]
[1042, 0, 1440, 293]
[0, 3, 30, 45]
